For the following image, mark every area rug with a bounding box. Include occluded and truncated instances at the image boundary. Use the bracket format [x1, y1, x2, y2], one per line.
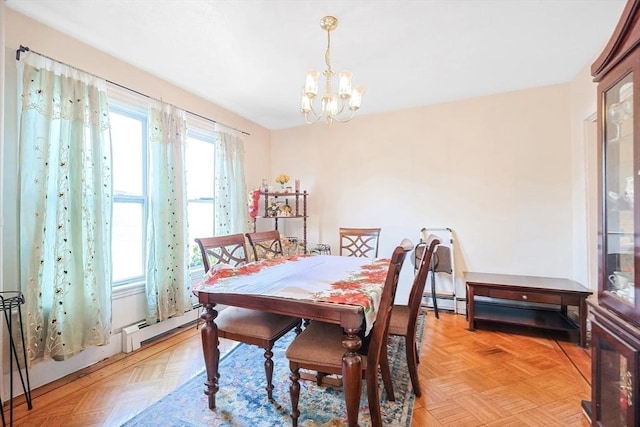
[122, 314, 425, 427]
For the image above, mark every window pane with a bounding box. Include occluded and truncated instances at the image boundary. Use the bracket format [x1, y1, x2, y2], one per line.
[186, 133, 215, 270]
[186, 136, 214, 200]
[188, 202, 214, 268]
[110, 112, 144, 196]
[112, 202, 144, 282]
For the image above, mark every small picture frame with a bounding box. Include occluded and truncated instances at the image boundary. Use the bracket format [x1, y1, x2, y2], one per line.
[278, 203, 293, 216]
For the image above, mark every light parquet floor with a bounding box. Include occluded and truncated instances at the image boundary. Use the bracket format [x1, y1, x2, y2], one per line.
[6, 311, 590, 426]
[413, 312, 590, 426]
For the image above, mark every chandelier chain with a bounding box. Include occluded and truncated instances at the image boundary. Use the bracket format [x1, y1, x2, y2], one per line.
[324, 29, 334, 92]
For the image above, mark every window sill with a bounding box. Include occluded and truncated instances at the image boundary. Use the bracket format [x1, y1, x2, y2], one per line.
[113, 268, 205, 301]
[113, 281, 145, 300]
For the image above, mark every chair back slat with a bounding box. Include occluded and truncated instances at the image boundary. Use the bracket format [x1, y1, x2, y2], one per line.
[195, 234, 249, 272]
[339, 227, 381, 258]
[246, 230, 283, 261]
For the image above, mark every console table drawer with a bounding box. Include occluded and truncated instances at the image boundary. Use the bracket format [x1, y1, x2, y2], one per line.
[488, 289, 562, 305]
[472, 287, 491, 297]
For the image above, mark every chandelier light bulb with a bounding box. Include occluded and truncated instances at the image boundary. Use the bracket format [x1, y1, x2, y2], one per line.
[338, 71, 352, 98]
[300, 16, 364, 126]
[324, 93, 339, 117]
[349, 85, 365, 110]
[300, 88, 312, 113]
[304, 70, 319, 97]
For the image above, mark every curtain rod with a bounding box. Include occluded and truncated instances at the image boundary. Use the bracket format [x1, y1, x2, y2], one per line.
[15, 45, 251, 136]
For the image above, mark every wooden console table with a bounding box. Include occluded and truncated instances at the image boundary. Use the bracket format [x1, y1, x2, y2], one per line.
[465, 272, 592, 347]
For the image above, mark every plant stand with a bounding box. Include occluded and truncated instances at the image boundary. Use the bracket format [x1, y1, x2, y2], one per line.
[1, 292, 32, 427]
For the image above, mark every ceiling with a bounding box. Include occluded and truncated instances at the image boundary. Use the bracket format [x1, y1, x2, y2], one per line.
[6, 0, 628, 130]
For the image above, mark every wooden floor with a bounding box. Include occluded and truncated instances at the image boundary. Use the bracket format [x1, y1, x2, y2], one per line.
[5, 311, 591, 426]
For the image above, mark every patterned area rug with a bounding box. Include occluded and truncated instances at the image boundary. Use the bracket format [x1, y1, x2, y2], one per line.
[122, 314, 424, 427]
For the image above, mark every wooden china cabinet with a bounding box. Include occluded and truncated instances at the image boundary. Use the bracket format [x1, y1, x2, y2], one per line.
[588, 1, 640, 425]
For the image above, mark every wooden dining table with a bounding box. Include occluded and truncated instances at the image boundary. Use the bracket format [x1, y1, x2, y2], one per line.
[194, 254, 392, 427]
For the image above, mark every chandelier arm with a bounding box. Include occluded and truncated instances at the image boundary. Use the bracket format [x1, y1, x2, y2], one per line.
[335, 97, 347, 116]
[304, 113, 323, 125]
[329, 108, 356, 124]
[304, 104, 323, 124]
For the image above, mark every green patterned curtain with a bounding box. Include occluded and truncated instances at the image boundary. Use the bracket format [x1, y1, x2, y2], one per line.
[214, 131, 249, 235]
[145, 102, 190, 323]
[17, 52, 113, 363]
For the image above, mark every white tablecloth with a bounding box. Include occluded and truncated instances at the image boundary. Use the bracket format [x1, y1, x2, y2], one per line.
[194, 255, 391, 334]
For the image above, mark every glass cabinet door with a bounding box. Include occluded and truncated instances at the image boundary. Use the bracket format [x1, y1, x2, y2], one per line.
[592, 321, 638, 426]
[603, 72, 635, 313]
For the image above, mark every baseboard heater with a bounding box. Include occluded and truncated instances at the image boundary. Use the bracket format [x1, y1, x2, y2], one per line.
[121, 304, 202, 353]
[121, 321, 148, 353]
[422, 295, 467, 315]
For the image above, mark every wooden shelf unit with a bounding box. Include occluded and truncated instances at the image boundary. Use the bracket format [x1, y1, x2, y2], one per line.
[252, 191, 308, 253]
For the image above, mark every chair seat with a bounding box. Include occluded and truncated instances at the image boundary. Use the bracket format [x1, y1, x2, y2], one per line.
[286, 321, 369, 372]
[388, 305, 410, 336]
[217, 307, 299, 340]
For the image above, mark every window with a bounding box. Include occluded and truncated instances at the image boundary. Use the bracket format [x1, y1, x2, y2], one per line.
[109, 104, 148, 285]
[108, 87, 220, 285]
[186, 126, 215, 269]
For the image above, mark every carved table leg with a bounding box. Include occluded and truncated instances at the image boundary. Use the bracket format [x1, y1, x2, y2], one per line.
[342, 327, 362, 427]
[200, 303, 220, 409]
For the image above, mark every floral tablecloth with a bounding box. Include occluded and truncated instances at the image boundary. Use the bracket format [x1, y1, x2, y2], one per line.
[193, 255, 391, 334]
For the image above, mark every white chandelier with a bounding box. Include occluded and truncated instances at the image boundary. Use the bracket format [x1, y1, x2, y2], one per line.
[301, 16, 365, 126]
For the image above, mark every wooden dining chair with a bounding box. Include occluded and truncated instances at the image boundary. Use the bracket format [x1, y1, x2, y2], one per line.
[195, 234, 250, 270]
[194, 233, 301, 400]
[339, 227, 381, 258]
[285, 245, 408, 427]
[246, 230, 284, 261]
[313, 238, 413, 388]
[387, 234, 440, 397]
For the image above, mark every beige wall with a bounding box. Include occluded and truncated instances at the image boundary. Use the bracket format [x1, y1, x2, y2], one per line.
[271, 84, 578, 300]
[569, 61, 600, 291]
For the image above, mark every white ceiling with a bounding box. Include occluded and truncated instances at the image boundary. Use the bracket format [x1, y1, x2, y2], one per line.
[6, 0, 627, 130]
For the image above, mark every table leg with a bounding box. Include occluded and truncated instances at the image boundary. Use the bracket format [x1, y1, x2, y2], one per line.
[560, 304, 568, 317]
[467, 285, 475, 331]
[579, 298, 587, 347]
[200, 303, 220, 409]
[342, 326, 362, 427]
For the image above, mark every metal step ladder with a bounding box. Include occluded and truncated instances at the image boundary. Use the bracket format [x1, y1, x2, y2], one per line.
[414, 227, 456, 317]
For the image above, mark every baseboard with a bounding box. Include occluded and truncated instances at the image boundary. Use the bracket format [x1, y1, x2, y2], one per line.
[3, 307, 201, 401]
[422, 295, 467, 315]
